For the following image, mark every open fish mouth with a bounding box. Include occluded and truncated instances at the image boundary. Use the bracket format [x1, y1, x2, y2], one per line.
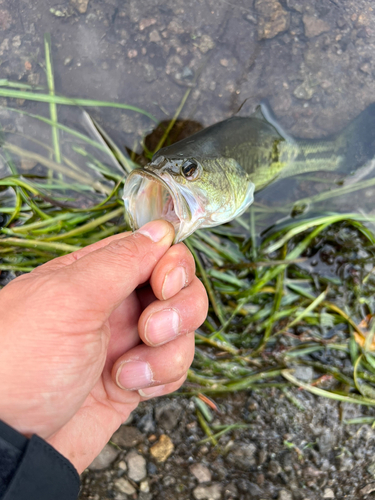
[123, 169, 199, 243]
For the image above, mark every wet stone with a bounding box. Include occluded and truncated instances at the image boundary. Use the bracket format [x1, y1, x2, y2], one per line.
[360, 483, 375, 496]
[294, 366, 314, 383]
[303, 15, 331, 38]
[155, 401, 183, 430]
[114, 477, 136, 495]
[143, 63, 157, 83]
[318, 429, 335, 455]
[125, 450, 147, 482]
[112, 425, 144, 448]
[149, 434, 174, 462]
[255, 0, 290, 40]
[278, 490, 293, 500]
[0, 9, 12, 30]
[193, 483, 222, 500]
[225, 442, 256, 469]
[198, 35, 215, 54]
[70, 0, 90, 14]
[190, 463, 212, 483]
[223, 482, 238, 498]
[88, 444, 119, 471]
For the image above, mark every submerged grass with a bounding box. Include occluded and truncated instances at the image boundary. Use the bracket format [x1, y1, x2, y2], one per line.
[1, 38, 375, 440]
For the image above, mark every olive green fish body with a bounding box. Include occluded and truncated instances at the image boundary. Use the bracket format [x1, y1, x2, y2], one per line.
[123, 102, 375, 242]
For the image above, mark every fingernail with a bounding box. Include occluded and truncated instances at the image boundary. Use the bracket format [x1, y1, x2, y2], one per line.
[116, 361, 153, 390]
[137, 220, 172, 242]
[145, 309, 180, 346]
[162, 266, 187, 300]
[138, 385, 166, 399]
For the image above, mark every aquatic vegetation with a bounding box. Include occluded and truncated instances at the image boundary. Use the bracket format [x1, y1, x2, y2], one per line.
[1, 35, 375, 415]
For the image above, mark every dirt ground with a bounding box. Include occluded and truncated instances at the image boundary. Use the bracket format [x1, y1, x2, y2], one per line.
[2, 0, 375, 498]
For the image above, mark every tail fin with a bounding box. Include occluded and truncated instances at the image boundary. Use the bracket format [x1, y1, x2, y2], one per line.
[341, 103, 375, 172]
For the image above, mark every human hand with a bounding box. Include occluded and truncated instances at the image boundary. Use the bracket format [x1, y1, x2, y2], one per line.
[0, 220, 208, 472]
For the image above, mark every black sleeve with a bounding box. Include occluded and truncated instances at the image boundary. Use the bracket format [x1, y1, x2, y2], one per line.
[0, 420, 80, 500]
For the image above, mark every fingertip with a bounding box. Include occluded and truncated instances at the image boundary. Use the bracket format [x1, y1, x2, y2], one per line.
[137, 220, 175, 243]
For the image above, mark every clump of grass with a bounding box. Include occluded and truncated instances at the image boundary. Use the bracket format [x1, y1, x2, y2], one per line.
[2, 36, 375, 429]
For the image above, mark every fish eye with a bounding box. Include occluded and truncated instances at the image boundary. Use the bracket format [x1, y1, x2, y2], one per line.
[181, 160, 200, 180]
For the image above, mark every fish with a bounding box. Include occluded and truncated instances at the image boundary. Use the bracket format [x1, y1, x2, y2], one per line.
[123, 101, 375, 243]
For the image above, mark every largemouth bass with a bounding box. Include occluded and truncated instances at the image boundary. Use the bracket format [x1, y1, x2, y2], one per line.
[123, 102, 375, 243]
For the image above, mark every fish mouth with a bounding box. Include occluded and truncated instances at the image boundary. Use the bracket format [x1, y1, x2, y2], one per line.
[122, 169, 200, 243]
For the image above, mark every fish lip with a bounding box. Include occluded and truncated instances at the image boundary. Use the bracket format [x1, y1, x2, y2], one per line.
[122, 168, 192, 243]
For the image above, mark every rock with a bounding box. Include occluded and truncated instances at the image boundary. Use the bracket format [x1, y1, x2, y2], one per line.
[193, 483, 222, 500]
[361, 483, 375, 496]
[155, 401, 183, 430]
[190, 463, 212, 483]
[323, 488, 335, 499]
[0, 38, 9, 56]
[278, 490, 293, 500]
[303, 15, 330, 38]
[294, 366, 314, 383]
[143, 63, 157, 83]
[268, 460, 282, 476]
[293, 81, 315, 100]
[286, 0, 304, 12]
[254, 0, 290, 40]
[12, 35, 21, 48]
[125, 450, 147, 482]
[0, 10, 12, 30]
[150, 434, 174, 462]
[359, 62, 371, 75]
[139, 18, 156, 31]
[224, 482, 238, 498]
[114, 477, 136, 495]
[198, 35, 215, 54]
[140, 480, 150, 493]
[149, 29, 161, 43]
[70, 0, 90, 14]
[111, 425, 144, 448]
[318, 429, 334, 455]
[88, 444, 119, 471]
[225, 442, 257, 469]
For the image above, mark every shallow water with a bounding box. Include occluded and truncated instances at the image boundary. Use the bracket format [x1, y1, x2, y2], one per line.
[1, 0, 375, 238]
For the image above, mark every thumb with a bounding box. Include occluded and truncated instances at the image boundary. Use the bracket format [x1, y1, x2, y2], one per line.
[58, 220, 174, 314]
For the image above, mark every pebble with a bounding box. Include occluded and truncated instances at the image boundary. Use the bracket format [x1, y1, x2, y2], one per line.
[359, 62, 372, 74]
[224, 482, 238, 498]
[255, 0, 290, 40]
[323, 488, 335, 499]
[225, 443, 257, 469]
[190, 463, 212, 483]
[293, 82, 315, 100]
[12, 35, 21, 48]
[150, 434, 174, 462]
[318, 429, 334, 455]
[70, 0, 90, 14]
[114, 477, 136, 496]
[0, 9, 12, 30]
[112, 425, 144, 448]
[193, 483, 222, 500]
[88, 444, 119, 471]
[155, 401, 183, 430]
[149, 29, 161, 43]
[125, 450, 147, 482]
[198, 35, 215, 54]
[303, 15, 330, 38]
[294, 366, 314, 383]
[140, 480, 150, 493]
[360, 483, 375, 496]
[278, 490, 293, 500]
[143, 63, 157, 83]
